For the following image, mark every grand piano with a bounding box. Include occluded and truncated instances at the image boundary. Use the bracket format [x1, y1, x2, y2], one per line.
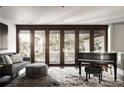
[77, 52, 117, 81]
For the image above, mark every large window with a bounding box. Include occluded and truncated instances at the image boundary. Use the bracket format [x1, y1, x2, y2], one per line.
[49, 30, 60, 64]
[19, 30, 31, 57]
[64, 30, 75, 64]
[34, 31, 45, 63]
[79, 30, 90, 52]
[94, 30, 105, 52]
[17, 25, 107, 65]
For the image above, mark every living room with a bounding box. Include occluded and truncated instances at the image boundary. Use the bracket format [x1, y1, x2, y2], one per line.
[0, 3, 124, 90]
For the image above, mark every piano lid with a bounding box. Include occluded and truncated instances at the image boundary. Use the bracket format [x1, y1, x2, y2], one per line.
[77, 51, 117, 61]
[78, 51, 117, 54]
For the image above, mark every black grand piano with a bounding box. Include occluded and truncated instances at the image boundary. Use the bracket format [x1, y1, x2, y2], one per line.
[77, 52, 117, 81]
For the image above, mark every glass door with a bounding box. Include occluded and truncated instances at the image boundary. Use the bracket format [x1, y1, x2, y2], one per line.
[79, 30, 90, 52]
[34, 30, 45, 63]
[17, 26, 107, 66]
[94, 30, 105, 52]
[64, 30, 75, 64]
[49, 30, 60, 64]
[19, 30, 31, 57]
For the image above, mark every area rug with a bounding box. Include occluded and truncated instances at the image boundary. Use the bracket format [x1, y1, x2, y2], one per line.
[6, 67, 124, 87]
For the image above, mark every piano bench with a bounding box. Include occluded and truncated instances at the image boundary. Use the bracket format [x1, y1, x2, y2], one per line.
[85, 65, 103, 83]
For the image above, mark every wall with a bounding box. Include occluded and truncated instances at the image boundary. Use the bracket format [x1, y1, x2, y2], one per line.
[109, 23, 124, 81]
[112, 23, 124, 51]
[0, 17, 16, 53]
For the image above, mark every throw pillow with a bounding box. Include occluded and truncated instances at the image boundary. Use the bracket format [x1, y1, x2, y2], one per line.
[5, 55, 13, 64]
[10, 53, 23, 63]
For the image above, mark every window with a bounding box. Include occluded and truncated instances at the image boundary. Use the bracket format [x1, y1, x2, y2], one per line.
[79, 30, 90, 52]
[94, 30, 105, 52]
[17, 25, 108, 65]
[19, 30, 31, 57]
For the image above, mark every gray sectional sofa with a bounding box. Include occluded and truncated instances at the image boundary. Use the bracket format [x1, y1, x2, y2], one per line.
[0, 53, 30, 79]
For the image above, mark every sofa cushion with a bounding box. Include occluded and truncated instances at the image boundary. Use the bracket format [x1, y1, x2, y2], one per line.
[5, 55, 13, 64]
[10, 53, 23, 63]
[12, 61, 30, 74]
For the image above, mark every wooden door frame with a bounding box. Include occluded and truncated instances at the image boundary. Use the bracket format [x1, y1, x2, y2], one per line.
[16, 25, 108, 66]
[60, 29, 64, 66]
[75, 29, 79, 65]
[45, 30, 49, 65]
[30, 29, 34, 63]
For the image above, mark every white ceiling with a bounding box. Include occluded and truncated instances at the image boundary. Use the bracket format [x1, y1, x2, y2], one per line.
[0, 6, 124, 24]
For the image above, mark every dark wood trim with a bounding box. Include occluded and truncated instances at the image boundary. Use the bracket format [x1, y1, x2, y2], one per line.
[90, 30, 94, 51]
[16, 25, 108, 31]
[16, 27, 19, 53]
[45, 30, 49, 65]
[60, 29, 64, 66]
[105, 27, 108, 51]
[30, 30, 34, 63]
[75, 29, 79, 65]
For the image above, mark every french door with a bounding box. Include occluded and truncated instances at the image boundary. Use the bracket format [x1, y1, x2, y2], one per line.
[17, 25, 108, 66]
[64, 30, 75, 64]
[79, 30, 90, 52]
[49, 30, 60, 65]
[34, 30, 45, 63]
[48, 30, 76, 65]
[18, 30, 31, 57]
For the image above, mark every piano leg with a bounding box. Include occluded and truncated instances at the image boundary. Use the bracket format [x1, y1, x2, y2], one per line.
[86, 73, 88, 81]
[99, 74, 101, 83]
[101, 73, 102, 81]
[79, 61, 81, 75]
[114, 64, 117, 81]
[89, 73, 90, 79]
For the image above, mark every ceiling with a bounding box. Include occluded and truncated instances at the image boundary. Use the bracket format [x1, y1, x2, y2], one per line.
[0, 6, 124, 24]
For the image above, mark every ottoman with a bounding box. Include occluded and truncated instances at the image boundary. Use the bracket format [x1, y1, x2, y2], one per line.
[26, 63, 48, 78]
[85, 65, 103, 83]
